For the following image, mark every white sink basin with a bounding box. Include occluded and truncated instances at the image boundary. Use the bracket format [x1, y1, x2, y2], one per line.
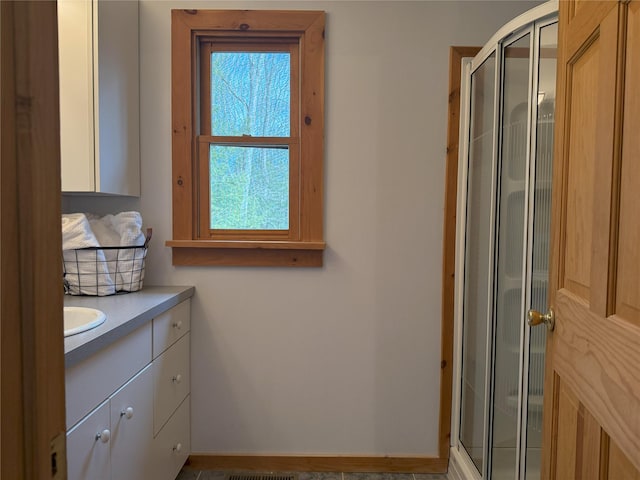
[64, 307, 106, 337]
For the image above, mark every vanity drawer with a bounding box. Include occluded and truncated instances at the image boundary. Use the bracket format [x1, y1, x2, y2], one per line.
[153, 299, 190, 358]
[66, 321, 152, 429]
[153, 332, 190, 434]
[152, 396, 190, 480]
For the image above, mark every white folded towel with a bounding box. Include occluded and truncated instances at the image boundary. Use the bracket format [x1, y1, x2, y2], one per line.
[62, 213, 100, 250]
[110, 211, 145, 247]
[86, 212, 145, 247]
[86, 214, 121, 293]
[83, 212, 146, 292]
[87, 213, 121, 247]
[109, 212, 146, 291]
[62, 214, 115, 296]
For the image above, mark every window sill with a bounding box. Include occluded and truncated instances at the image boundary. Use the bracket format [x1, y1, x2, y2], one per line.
[165, 240, 326, 267]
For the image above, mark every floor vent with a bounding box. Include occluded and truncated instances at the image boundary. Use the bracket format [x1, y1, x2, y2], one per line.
[226, 474, 298, 480]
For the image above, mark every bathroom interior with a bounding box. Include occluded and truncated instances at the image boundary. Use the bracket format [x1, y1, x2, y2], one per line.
[5, 1, 566, 479]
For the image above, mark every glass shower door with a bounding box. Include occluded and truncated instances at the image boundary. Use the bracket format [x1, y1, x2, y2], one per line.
[452, 2, 557, 480]
[459, 52, 497, 473]
[491, 32, 531, 480]
[455, 7, 558, 479]
[522, 21, 557, 480]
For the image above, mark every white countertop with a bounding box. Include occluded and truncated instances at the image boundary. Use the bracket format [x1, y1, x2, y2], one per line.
[64, 285, 194, 367]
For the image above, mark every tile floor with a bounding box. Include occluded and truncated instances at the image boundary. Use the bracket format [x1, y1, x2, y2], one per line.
[176, 471, 449, 480]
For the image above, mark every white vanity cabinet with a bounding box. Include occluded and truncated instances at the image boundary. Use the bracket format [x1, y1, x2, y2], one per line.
[57, 0, 140, 195]
[65, 298, 191, 480]
[67, 365, 154, 480]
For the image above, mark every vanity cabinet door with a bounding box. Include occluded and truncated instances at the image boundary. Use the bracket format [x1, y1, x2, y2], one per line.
[57, 0, 94, 192]
[110, 365, 154, 480]
[66, 399, 111, 480]
[58, 0, 140, 195]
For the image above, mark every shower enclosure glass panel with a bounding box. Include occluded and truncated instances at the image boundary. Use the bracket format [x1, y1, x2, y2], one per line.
[524, 22, 557, 480]
[491, 33, 531, 480]
[455, 4, 558, 479]
[460, 52, 497, 473]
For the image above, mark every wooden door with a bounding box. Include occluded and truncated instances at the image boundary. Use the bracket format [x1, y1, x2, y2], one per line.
[1, 2, 67, 478]
[541, 1, 640, 478]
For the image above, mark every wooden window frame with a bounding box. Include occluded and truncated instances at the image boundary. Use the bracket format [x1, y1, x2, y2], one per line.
[168, 10, 326, 267]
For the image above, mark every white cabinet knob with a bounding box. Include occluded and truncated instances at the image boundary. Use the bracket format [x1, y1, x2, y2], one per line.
[96, 429, 110, 443]
[172, 374, 182, 384]
[173, 442, 182, 453]
[172, 320, 183, 330]
[121, 407, 134, 419]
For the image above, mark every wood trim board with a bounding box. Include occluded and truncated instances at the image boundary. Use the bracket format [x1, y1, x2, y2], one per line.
[439, 46, 481, 460]
[186, 455, 448, 474]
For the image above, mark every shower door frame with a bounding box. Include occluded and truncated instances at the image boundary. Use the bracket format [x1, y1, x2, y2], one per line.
[451, 3, 558, 480]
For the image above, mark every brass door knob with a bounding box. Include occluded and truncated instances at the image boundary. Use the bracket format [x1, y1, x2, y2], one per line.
[527, 307, 555, 331]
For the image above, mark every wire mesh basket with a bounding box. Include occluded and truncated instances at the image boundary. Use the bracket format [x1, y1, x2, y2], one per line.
[63, 228, 152, 296]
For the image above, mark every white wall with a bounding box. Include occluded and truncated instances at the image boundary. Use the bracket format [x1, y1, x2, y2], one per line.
[66, 0, 541, 457]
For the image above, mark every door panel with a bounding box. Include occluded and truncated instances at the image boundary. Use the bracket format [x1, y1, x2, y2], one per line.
[553, 379, 579, 480]
[552, 377, 615, 480]
[550, 289, 640, 473]
[609, 442, 640, 480]
[577, 406, 603, 480]
[543, 1, 640, 479]
[562, 35, 599, 303]
[616, 0, 640, 326]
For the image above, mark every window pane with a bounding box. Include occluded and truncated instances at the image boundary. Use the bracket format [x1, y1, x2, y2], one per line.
[210, 145, 289, 230]
[210, 52, 290, 137]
